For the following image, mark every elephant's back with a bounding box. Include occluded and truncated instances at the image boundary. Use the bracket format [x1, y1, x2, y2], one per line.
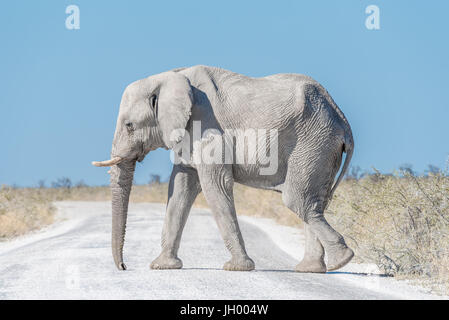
[186, 65, 349, 138]
[262, 73, 350, 138]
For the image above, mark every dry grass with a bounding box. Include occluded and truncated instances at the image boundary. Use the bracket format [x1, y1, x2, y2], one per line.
[1, 171, 448, 293]
[327, 171, 449, 293]
[0, 186, 55, 239]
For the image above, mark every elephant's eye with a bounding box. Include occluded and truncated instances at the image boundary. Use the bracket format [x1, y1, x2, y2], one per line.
[149, 94, 157, 110]
[125, 122, 133, 131]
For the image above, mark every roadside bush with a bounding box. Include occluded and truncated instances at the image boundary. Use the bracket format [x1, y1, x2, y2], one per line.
[327, 170, 449, 292]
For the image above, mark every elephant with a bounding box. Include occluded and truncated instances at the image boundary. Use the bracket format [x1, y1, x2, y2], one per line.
[92, 65, 354, 273]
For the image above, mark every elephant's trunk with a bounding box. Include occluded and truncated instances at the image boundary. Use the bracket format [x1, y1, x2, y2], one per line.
[110, 160, 136, 270]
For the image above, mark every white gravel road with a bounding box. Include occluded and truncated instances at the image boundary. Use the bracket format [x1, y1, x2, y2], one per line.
[0, 201, 444, 299]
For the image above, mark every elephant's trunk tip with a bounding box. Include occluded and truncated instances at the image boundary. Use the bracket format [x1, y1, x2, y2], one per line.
[117, 262, 127, 271]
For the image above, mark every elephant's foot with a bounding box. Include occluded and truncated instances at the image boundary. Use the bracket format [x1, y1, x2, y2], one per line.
[326, 245, 354, 271]
[223, 256, 255, 271]
[150, 254, 183, 270]
[295, 258, 327, 273]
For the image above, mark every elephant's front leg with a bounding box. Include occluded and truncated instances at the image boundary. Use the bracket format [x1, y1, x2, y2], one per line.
[198, 164, 255, 271]
[150, 165, 201, 270]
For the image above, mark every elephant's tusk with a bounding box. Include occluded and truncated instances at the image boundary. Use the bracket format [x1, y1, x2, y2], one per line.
[91, 157, 123, 167]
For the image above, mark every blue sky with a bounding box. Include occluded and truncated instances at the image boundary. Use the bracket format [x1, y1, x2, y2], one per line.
[1, 1, 448, 186]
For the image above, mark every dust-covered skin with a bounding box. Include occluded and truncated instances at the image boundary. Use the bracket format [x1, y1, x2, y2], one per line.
[92, 65, 354, 273]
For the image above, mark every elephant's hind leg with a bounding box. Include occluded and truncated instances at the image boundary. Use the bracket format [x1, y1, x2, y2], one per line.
[150, 165, 201, 270]
[198, 164, 255, 271]
[306, 214, 354, 271]
[295, 223, 326, 273]
[282, 149, 353, 272]
[286, 201, 353, 272]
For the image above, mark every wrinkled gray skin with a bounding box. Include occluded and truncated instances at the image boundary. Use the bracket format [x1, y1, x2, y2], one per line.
[99, 65, 354, 273]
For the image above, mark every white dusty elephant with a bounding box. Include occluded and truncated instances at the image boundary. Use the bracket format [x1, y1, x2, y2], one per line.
[92, 65, 354, 273]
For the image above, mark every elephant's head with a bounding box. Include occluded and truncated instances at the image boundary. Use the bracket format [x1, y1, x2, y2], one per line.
[92, 71, 193, 270]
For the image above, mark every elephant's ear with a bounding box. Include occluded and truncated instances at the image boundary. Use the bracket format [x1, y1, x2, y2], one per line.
[157, 72, 193, 149]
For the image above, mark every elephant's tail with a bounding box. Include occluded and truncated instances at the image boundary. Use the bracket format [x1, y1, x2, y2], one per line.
[327, 128, 354, 208]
